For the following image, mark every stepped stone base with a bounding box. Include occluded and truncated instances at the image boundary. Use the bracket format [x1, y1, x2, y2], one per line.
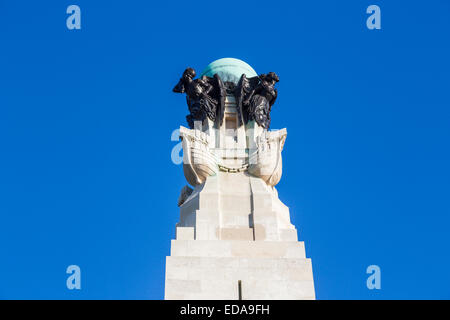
[165, 239, 315, 300]
[165, 148, 315, 299]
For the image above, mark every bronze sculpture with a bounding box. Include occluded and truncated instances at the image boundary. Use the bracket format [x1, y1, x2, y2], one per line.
[173, 67, 279, 129]
[235, 72, 279, 129]
[173, 68, 226, 129]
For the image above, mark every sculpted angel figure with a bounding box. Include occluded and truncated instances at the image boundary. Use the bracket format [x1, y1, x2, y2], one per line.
[173, 68, 226, 129]
[235, 72, 279, 129]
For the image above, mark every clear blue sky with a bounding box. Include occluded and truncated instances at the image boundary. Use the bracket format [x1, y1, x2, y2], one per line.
[1, 0, 449, 299]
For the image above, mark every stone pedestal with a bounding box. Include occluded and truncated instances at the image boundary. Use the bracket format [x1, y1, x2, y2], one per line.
[165, 173, 315, 300]
[165, 241, 314, 300]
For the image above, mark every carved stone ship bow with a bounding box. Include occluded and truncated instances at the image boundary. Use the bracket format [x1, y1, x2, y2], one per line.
[173, 59, 285, 190]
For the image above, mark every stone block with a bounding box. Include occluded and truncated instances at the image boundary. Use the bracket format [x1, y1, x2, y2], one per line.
[176, 227, 195, 240]
[165, 255, 314, 300]
[279, 228, 298, 241]
[219, 228, 254, 240]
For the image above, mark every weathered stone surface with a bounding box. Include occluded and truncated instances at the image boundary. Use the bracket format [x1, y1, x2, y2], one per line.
[165, 171, 316, 300]
[165, 254, 315, 300]
[176, 172, 298, 242]
[170, 240, 306, 259]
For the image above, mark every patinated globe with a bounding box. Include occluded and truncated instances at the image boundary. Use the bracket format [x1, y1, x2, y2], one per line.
[200, 58, 258, 84]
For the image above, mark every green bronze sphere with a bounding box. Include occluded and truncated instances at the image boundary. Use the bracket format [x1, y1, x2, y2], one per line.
[200, 58, 258, 84]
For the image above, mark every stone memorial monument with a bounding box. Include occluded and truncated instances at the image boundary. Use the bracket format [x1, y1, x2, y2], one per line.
[165, 58, 315, 300]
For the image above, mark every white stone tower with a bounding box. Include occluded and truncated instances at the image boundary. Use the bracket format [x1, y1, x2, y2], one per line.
[165, 58, 315, 300]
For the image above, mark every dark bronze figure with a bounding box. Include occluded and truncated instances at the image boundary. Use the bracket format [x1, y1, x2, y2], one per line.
[235, 72, 279, 129]
[173, 68, 226, 129]
[173, 67, 279, 129]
